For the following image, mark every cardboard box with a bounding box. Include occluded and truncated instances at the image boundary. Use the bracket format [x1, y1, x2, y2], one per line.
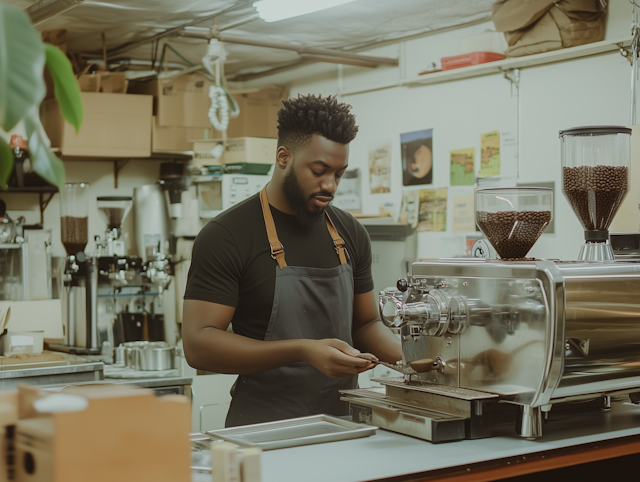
[41, 30, 67, 53]
[42, 30, 67, 100]
[191, 137, 277, 168]
[41, 92, 152, 158]
[0, 391, 18, 481]
[192, 139, 225, 167]
[219, 86, 288, 139]
[152, 116, 213, 153]
[14, 385, 191, 482]
[1, 300, 63, 340]
[1, 331, 44, 355]
[224, 137, 277, 165]
[129, 75, 212, 128]
[77, 72, 128, 94]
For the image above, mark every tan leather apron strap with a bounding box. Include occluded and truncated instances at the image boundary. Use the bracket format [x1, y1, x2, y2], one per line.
[260, 185, 347, 268]
[259, 186, 287, 269]
[324, 213, 348, 266]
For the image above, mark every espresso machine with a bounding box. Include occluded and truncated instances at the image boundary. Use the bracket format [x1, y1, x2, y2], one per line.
[94, 190, 173, 349]
[50, 183, 100, 355]
[342, 126, 640, 442]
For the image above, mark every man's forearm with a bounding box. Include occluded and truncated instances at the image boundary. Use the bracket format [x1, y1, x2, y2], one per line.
[183, 327, 308, 375]
[352, 320, 402, 364]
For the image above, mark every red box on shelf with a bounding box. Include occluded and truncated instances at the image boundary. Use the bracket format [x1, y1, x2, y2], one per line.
[440, 51, 507, 71]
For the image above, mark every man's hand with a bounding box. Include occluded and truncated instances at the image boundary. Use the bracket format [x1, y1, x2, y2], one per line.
[301, 339, 376, 378]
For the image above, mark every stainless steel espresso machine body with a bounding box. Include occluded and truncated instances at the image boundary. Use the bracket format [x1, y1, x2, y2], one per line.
[343, 126, 640, 442]
[344, 259, 640, 442]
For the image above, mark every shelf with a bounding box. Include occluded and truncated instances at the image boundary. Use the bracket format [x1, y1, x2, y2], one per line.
[3, 186, 58, 224]
[6, 186, 58, 193]
[52, 149, 192, 188]
[52, 149, 192, 162]
[340, 36, 633, 96]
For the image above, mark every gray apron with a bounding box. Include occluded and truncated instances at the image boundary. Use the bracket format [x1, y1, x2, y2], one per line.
[225, 186, 357, 427]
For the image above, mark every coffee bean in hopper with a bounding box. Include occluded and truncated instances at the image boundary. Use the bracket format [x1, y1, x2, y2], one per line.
[562, 165, 628, 230]
[476, 211, 552, 259]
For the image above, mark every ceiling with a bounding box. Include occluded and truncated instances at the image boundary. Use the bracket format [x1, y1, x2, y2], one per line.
[8, 0, 495, 80]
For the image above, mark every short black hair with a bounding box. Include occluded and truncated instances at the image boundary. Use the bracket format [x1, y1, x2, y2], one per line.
[277, 94, 359, 153]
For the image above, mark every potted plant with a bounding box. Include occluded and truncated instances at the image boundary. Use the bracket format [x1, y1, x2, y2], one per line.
[0, 1, 83, 190]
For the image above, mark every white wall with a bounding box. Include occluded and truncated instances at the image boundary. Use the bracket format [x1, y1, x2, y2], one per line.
[236, 0, 635, 261]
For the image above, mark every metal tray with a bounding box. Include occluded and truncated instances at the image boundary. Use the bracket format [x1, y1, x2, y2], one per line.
[204, 414, 377, 450]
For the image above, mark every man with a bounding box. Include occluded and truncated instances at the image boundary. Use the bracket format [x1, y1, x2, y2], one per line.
[182, 94, 402, 427]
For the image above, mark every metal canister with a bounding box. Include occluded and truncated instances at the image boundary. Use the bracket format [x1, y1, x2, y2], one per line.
[137, 346, 175, 371]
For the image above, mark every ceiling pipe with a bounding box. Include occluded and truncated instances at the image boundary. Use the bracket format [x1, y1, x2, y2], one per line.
[228, 59, 312, 82]
[179, 27, 399, 67]
[106, 1, 246, 58]
[218, 13, 261, 32]
[299, 54, 378, 68]
[26, 0, 84, 26]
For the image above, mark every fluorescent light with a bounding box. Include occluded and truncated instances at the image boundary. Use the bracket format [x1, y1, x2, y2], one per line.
[253, 0, 356, 23]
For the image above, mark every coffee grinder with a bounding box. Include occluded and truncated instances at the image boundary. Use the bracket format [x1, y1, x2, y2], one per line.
[50, 182, 100, 355]
[94, 196, 140, 287]
[560, 126, 632, 260]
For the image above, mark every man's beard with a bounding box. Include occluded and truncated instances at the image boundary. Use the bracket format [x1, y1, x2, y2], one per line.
[282, 164, 332, 227]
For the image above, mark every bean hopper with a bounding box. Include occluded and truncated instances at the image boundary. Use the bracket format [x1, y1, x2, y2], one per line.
[475, 188, 552, 260]
[341, 129, 640, 443]
[95, 196, 132, 258]
[560, 126, 632, 260]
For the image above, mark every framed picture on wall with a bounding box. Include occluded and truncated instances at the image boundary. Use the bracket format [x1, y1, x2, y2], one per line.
[401, 129, 433, 186]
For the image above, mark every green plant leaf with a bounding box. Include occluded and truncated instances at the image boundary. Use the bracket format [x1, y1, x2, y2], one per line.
[0, 135, 13, 190]
[23, 113, 65, 191]
[45, 44, 83, 133]
[0, 3, 46, 132]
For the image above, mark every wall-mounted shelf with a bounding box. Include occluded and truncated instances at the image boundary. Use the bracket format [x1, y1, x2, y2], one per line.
[52, 149, 192, 188]
[340, 36, 634, 97]
[4, 185, 58, 224]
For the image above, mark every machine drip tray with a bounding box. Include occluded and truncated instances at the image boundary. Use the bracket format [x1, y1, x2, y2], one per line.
[341, 387, 468, 443]
[372, 377, 500, 401]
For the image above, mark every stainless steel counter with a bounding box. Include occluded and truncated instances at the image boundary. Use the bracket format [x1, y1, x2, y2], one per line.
[192, 400, 640, 482]
[0, 359, 103, 390]
[37, 376, 193, 397]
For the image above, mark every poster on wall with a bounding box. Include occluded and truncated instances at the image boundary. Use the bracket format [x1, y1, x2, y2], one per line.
[479, 131, 501, 179]
[398, 191, 419, 228]
[368, 141, 392, 194]
[452, 194, 476, 233]
[417, 188, 447, 232]
[400, 129, 433, 186]
[450, 148, 476, 186]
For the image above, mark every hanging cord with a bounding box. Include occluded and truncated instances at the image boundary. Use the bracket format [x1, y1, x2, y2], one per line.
[154, 41, 239, 127]
[202, 39, 239, 132]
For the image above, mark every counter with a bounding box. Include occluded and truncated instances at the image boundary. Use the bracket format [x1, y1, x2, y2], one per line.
[0, 358, 103, 389]
[192, 400, 640, 482]
[39, 375, 193, 397]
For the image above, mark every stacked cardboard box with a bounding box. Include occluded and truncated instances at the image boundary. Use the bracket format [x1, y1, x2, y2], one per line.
[41, 92, 153, 158]
[129, 75, 215, 153]
[222, 86, 289, 139]
[192, 137, 277, 172]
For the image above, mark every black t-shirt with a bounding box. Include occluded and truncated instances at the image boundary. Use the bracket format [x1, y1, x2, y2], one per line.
[184, 193, 374, 341]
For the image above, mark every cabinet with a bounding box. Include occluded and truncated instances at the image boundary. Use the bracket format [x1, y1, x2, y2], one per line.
[190, 373, 237, 431]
